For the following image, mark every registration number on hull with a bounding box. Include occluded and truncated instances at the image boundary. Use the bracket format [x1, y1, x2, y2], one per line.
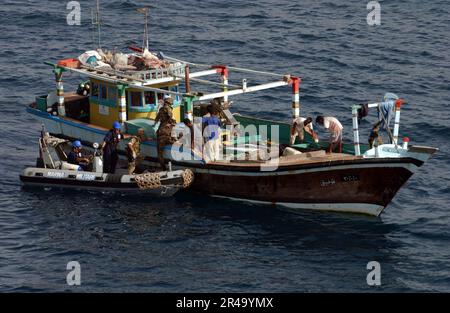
[76, 173, 96, 181]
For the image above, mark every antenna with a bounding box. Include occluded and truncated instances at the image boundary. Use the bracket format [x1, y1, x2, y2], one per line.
[137, 7, 149, 51]
[91, 0, 101, 49]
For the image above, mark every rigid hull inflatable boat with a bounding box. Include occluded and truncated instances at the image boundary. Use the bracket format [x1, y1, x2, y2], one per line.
[20, 132, 194, 195]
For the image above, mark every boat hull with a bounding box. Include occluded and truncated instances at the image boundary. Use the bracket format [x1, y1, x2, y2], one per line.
[28, 107, 433, 216]
[186, 160, 418, 216]
[20, 167, 185, 196]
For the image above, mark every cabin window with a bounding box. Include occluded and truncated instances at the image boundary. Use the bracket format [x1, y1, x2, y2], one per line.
[91, 82, 99, 98]
[100, 85, 108, 100]
[144, 91, 156, 106]
[156, 87, 169, 103]
[107, 86, 116, 102]
[129, 91, 143, 107]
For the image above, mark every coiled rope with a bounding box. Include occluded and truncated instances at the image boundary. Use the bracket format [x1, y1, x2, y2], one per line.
[135, 172, 161, 190]
[135, 169, 195, 190]
[182, 169, 195, 188]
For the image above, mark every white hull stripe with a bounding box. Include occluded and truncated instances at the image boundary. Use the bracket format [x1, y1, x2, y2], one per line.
[212, 195, 385, 216]
[193, 162, 419, 176]
[21, 181, 178, 196]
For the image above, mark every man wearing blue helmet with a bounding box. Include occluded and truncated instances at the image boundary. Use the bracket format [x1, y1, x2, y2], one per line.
[101, 121, 123, 173]
[67, 140, 92, 171]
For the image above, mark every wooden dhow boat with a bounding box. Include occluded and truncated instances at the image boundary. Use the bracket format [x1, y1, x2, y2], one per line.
[25, 5, 437, 216]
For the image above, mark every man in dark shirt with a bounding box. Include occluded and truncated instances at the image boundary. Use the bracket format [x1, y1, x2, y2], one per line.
[67, 140, 91, 171]
[101, 121, 122, 174]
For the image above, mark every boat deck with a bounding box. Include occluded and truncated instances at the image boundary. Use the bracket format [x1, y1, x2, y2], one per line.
[209, 151, 361, 168]
[30, 95, 363, 168]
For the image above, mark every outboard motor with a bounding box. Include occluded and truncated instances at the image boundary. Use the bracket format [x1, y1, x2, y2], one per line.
[92, 143, 103, 173]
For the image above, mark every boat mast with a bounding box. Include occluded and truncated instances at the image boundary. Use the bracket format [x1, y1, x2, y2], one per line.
[137, 7, 150, 51]
[91, 0, 102, 49]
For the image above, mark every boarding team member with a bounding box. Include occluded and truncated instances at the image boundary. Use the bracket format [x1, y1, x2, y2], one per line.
[290, 116, 318, 145]
[316, 116, 343, 153]
[155, 95, 177, 170]
[101, 121, 122, 174]
[202, 105, 222, 163]
[126, 128, 150, 175]
[67, 140, 91, 171]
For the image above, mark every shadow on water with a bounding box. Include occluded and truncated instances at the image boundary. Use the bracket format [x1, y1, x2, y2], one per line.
[176, 191, 400, 245]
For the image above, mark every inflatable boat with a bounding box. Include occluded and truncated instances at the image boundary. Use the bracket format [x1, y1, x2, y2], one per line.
[20, 130, 194, 196]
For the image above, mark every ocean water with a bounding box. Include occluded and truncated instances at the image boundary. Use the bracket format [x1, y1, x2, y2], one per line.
[0, 0, 449, 292]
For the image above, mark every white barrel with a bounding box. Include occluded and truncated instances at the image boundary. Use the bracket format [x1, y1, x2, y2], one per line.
[61, 162, 81, 171]
[283, 147, 302, 157]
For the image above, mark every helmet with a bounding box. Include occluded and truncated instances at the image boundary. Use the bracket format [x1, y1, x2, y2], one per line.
[113, 121, 121, 130]
[72, 140, 82, 148]
[164, 95, 173, 104]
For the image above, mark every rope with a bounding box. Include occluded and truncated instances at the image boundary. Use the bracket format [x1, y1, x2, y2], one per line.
[175, 76, 241, 88]
[135, 172, 161, 190]
[182, 169, 195, 188]
[135, 169, 194, 190]
[164, 55, 286, 77]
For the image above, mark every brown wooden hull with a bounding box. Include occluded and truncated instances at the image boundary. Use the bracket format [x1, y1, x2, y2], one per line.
[176, 157, 422, 216]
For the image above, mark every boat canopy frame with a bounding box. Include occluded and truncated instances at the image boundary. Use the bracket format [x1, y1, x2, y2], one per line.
[47, 54, 302, 124]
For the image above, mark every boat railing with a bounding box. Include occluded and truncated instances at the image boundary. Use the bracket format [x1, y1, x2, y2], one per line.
[126, 62, 186, 81]
[352, 99, 404, 156]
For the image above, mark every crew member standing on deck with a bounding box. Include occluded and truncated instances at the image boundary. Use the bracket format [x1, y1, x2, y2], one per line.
[126, 128, 150, 175]
[101, 121, 122, 174]
[155, 95, 177, 170]
[290, 116, 318, 145]
[316, 116, 343, 153]
[202, 105, 222, 163]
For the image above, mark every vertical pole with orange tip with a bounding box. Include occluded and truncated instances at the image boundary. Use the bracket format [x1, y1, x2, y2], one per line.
[393, 99, 404, 145]
[291, 76, 301, 119]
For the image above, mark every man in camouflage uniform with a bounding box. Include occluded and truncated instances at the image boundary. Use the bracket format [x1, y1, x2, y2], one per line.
[155, 96, 177, 170]
[126, 128, 150, 175]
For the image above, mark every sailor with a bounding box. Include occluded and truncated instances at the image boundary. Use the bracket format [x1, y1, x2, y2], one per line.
[316, 116, 343, 153]
[101, 121, 122, 174]
[368, 121, 383, 149]
[290, 116, 318, 145]
[155, 95, 176, 125]
[202, 100, 222, 118]
[126, 128, 150, 175]
[155, 96, 177, 170]
[202, 105, 222, 163]
[67, 140, 91, 171]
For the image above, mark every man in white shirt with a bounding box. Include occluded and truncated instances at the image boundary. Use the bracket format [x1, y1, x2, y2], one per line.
[316, 116, 343, 153]
[290, 117, 318, 145]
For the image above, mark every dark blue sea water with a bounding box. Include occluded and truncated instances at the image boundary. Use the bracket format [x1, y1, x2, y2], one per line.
[0, 0, 449, 292]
